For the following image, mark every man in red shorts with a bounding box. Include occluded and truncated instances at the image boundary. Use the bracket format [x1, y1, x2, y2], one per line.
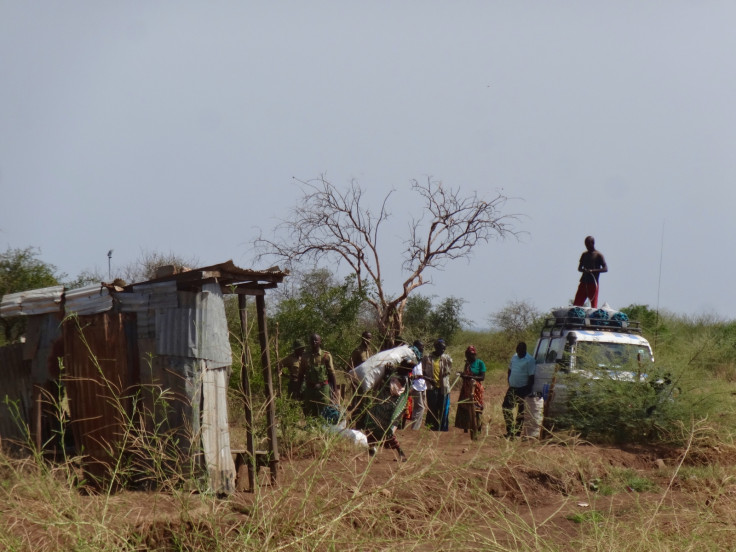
[573, 236, 608, 308]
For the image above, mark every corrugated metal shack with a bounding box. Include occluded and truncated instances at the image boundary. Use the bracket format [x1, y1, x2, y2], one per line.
[0, 261, 285, 494]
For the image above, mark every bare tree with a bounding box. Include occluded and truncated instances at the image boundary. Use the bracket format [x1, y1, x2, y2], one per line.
[489, 299, 543, 340]
[255, 176, 521, 340]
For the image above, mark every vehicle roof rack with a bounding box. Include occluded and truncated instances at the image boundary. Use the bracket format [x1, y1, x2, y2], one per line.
[540, 316, 642, 338]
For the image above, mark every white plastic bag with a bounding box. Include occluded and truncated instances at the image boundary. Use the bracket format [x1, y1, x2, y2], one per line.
[326, 425, 368, 448]
[523, 395, 544, 440]
[347, 345, 417, 392]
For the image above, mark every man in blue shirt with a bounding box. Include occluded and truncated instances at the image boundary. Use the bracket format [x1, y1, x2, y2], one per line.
[502, 342, 536, 438]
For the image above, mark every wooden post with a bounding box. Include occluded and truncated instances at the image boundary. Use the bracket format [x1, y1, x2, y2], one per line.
[33, 384, 43, 452]
[274, 322, 282, 398]
[256, 294, 279, 484]
[237, 294, 256, 492]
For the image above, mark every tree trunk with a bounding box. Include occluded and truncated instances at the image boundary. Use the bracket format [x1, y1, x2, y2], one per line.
[377, 304, 404, 348]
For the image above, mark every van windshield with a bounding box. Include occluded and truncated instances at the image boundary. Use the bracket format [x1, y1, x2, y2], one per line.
[575, 342, 652, 371]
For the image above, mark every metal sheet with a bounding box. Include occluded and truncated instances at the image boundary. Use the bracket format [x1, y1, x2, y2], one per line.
[0, 343, 33, 446]
[63, 312, 134, 483]
[0, 286, 64, 317]
[118, 281, 179, 311]
[154, 285, 232, 368]
[198, 282, 232, 368]
[24, 313, 64, 383]
[117, 281, 179, 341]
[201, 365, 235, 494]
[134, 310, 155, 340]
[155, 300, 197, 358]
[64, 285, 113, 316]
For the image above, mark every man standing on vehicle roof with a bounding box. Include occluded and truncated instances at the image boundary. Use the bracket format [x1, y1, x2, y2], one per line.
[573, 235, 608, 308]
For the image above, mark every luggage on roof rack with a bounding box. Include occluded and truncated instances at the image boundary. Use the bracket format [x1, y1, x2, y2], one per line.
[542, 316, 641, 332]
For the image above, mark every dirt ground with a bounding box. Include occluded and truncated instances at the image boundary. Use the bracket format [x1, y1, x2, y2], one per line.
[219, 384, 736, 549]
[86, 429, 730, 551]
[6, 384, 736, 551]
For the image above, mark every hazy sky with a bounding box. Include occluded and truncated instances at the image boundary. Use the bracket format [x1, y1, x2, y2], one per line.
[2, 2, 735, 328]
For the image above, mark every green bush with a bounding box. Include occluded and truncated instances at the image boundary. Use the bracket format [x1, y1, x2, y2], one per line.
[551, 369, 687, 444]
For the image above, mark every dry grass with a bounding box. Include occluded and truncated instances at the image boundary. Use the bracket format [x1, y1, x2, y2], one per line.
[3, 419, 736, 551]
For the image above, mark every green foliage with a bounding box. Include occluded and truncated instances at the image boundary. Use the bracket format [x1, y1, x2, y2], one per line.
[551, 368, 689, 444]
[273, 395, 308, 457]
[403, 293, 466, 344]
[489, 299, 543, 344]
[271, 269, 369, 366]
[224, 295, 265, 394]
[620, 303, 669, 345]
[429, 296, 466, 343]
[620, 304, 661, 332]
[601, 467, 658, 494]
[452, 329, 510, 371]
[403, 295, 433, 337]
[0, 246, 63, 344]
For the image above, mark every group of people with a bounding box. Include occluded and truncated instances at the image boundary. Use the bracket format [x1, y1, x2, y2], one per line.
[274, 235, 608, 458]
[278, 327, 542, 460]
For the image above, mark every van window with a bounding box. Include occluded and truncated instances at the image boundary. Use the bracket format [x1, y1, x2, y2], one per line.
[535, 338, 550, 363]
[576, 342, 653, 370]
[547, 337, 565, 363]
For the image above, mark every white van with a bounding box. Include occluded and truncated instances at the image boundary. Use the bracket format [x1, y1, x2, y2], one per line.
[531, 307, 655, 418]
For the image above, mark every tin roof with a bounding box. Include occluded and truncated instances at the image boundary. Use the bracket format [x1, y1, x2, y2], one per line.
[128, 260, 287, 294]
[1, 261, 287, 319]
[116, 281, 179, 311]
[0, 285, 64, 317]
[64, 284, 114, 316]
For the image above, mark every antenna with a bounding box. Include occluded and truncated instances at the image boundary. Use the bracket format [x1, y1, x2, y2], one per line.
[107, 249, 114, 280]
[654, 223, 664, 351]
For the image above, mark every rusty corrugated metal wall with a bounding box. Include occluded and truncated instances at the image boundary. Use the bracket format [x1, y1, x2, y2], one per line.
[0, 343, 31, 447]
[62, 312, 136, 483]
[0, 312, 64, 451]
[25, 312, 63, 384]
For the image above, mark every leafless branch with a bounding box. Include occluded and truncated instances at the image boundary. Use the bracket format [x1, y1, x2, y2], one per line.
[253, 175, 522, 335]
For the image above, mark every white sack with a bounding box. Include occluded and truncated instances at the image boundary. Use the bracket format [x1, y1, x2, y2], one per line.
[347, 345, 417, 393]
[523, 395, 545, 440]
[326, 425, 369, 448]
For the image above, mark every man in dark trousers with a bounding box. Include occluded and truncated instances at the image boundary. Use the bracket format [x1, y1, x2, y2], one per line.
[573, 235, 608, 308]
[502, 341, 536, 439]
[422, 338, 453, 431]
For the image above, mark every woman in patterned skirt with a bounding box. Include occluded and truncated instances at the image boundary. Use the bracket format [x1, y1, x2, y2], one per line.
[455, 345, 486, 440]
